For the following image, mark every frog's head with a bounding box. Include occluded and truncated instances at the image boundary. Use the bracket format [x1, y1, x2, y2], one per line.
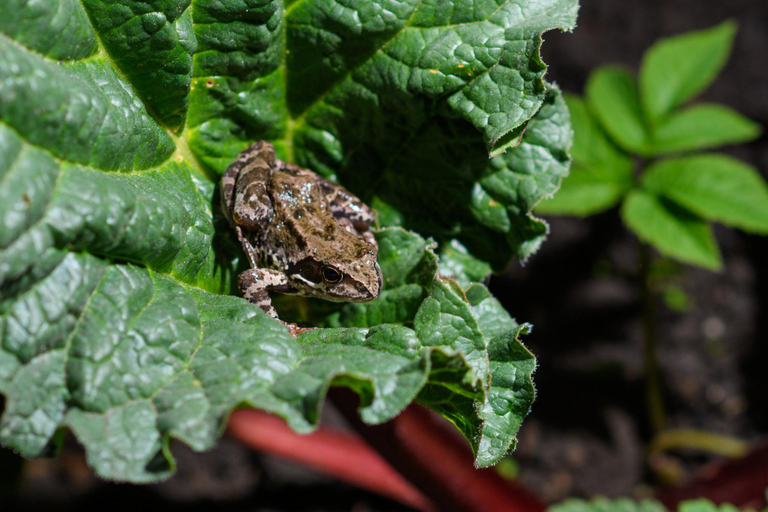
[286, 243, 383, 303]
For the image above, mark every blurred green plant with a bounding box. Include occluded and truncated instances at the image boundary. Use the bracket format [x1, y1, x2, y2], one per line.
[536, 21, 765, 452]
[538, 21, 766, 268]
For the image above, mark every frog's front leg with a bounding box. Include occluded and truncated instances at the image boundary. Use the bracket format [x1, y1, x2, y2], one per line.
[239, 268, 309, 336]
[224, 141, 276, 231]
[238, 268, 292, 319]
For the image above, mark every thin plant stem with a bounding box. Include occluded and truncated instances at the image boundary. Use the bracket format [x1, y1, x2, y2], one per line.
[638, 240, 667, 434]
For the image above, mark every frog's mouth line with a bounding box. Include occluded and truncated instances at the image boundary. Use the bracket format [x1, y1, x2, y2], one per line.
[290, 273, 320, 288]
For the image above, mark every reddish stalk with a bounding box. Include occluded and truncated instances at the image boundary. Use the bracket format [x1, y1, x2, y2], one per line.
[227, 409, 434, 511]
[331, 391, 546, 512]
[228, 397, 547, 512]
[656, 438, 768, 510]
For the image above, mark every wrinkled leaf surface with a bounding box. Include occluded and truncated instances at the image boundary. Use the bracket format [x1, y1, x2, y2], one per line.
[0, 0, 576, 481]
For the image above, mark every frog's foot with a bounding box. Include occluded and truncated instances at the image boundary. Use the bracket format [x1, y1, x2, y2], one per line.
[239, 268, 289, 319]
[280, 321, 315, 338]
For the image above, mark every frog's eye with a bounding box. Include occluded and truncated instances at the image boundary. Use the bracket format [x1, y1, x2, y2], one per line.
[321, 266, 342, 284]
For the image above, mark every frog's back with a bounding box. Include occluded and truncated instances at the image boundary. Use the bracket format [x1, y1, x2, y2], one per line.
[270, 169, 370, 260]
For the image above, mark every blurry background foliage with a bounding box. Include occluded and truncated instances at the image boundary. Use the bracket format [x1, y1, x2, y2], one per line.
[537, 21, 767, 270]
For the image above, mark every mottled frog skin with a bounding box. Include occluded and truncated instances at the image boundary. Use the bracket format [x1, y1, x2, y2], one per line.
[221, 141, 382, 331]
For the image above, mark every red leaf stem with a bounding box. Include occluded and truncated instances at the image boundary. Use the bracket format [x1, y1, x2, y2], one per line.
[226, 409, 435, 511]
[331, 391, 547, 512]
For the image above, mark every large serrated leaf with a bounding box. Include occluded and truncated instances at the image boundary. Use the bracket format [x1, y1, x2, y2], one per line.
[0, 0, 574, 482]
[187, 0, 577, 267]
[79, 0, 196, 131]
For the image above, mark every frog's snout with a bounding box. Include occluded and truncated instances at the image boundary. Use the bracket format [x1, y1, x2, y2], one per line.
[372, 262, 383, 299]
[353, 261, 382, 302]
[368, 261, 382, 300]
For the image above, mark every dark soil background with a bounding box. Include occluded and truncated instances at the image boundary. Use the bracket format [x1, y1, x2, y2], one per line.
[3, 0, 768, 510]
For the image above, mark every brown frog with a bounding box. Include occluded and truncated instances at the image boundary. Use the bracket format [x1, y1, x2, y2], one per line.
[220, 141, 382, 333]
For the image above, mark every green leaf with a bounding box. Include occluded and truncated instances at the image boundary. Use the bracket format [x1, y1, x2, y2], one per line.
[639, 20, 737, 122]
[79, 0, 196, 131]
[438, 240, 492, 288]
[549, 498, 667, 512]
[642, 154, 768, 234]
[465, 87, 573, 266]
[565, 93, 633, 169]
[0, 39, 175, 171]
[652, 103, 761, 153]
[536, 94, 633, 216]
[0, 0, 99, 60]
[0, 0, 572, 482]
[621, 190, 722, 270]
[661, 284, 692, 312]
[281, 0, 579, 155]
[465, 284, 534, 465]
[548, 498, 758, 512]
[586, 66, 652, 155]
[678, 499, 744, 512]
[1, 233, 536, 478]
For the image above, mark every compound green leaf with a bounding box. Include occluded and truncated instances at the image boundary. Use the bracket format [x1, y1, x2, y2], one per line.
[586, 66, 652, 155]
[642, 154, 768, 234]
[565, 93, 632, 169]
[621, 190, 722, 270]
[1, 0, 572, 482]
[639, 20, 737, 123]
[651, 103, 761, 154]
